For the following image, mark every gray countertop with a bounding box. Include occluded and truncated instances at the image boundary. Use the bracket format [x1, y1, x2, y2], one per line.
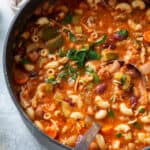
[0, 1, 47, 150]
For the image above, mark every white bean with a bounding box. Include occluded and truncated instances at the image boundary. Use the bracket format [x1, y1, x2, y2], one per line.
[131, 0, 145, 10]
[115, 124, 130, 132]
[96, 134, 107, 150]
[24, 64, 35, 72]
[120, 103, 133, 116]
[36, 17, 49, 25]
[140, 115, 150, 123]
[70, 112, 84, 120]
[115, 3, 132, 14]
[95, 110, 107, 120]
[95, 96, 110, 109]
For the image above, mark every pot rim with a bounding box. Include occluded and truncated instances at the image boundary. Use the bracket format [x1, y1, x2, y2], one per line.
[3, 0, 71, 149]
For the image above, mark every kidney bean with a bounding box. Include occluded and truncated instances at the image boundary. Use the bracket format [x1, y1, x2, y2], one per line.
[29, 71, 38, 77]
[96, 83, 107, 94]
[130, 96, 138, 108]
[64, 98, 75, 107]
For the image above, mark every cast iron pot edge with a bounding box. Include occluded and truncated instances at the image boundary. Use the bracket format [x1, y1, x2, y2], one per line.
[3, 0, 71, 150]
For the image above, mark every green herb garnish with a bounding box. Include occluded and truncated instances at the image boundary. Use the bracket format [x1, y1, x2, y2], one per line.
[139, 108, 145, 113]
[63, 29, 76, 42]
[85, 67, 100, 84]
[116, 133, 122, 138]
[133, 122, 143, 129]
[94, 34, 107, 45]
[45, 78, 57, 84]
[121, 75, 126, 85]
[67, 49, 100, 67]
[108, 109, 115, 118]
[117, 29, 128, 37]
[62, 12, 73, 25]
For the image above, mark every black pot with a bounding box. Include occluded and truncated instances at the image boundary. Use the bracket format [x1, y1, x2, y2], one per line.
[3, 0, 71, 149]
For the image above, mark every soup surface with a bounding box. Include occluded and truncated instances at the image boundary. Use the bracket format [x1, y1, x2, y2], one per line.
[12, 0, 150, 149]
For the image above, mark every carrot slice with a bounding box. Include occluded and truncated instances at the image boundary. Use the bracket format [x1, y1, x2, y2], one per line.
[45, 126, 57, 138]
[101, 125, 113, 135]
[143, 31, 150, 42]
[14, 69, 29, 85]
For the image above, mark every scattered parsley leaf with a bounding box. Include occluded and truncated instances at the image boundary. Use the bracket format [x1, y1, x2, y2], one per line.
[117, 29, 128, 38]
[94, 34, 107, 45]
[108, 110, 115, 118]
[62, 12, 73, 25]
[139, 108, 145, 113]
[133, 122, 143, 129]
[121, 75, 126, 85]
[116, 133, 122, 138]
[45, 78, 57, 84]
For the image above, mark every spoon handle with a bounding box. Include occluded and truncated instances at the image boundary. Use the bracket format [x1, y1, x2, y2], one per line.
[74, 123, 100, 150]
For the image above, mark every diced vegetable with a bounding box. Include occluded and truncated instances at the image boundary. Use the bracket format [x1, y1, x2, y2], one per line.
[143, 31, 150, 42]
[59, 47, 67, 57]
[62, 12, 73, 24]
[61, 101, 71, 117]
[46, 34, 64, 50]
[102, 50, 119, 61]
[45, 126, 58, 138]
[75, 26, 82, 34]
[101, 125, 113, 135]
[42, 26, 59, 41]
[72, 15, 81, 24]
[114, 73, 131, 91]
[14, 69, 29, 85]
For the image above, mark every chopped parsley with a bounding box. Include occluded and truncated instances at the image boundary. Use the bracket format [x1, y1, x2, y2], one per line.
[116, 133, 122, 138]
[67, 49, 100, 67]
[58, 64, 79, 81]
[133, 122, 143, 129]
[139, 108, 145, 113]
[108, 109, 115, 118]
[45, 77, 57, 85]
[94, 34, 107, 45]
[62, 12, 73, 25]
[121, 75, 126, 85]
[63, 29, 76, 42]
[117, 29, 128, 38]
